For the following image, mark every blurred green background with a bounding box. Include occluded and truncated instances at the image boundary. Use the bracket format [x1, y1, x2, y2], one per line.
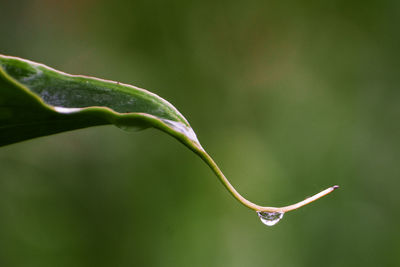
[1, 0, 399, 266]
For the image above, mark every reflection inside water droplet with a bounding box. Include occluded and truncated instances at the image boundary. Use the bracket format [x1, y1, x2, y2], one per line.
[257, 211, 284, 226]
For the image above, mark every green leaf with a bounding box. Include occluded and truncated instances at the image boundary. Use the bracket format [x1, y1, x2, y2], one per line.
[0, 54, 200, 151]
[0, 54, 337, 218]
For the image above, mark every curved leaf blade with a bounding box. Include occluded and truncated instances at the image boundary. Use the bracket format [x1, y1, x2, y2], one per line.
[0, 54, 338, 216]
[0, 54, 200, 148]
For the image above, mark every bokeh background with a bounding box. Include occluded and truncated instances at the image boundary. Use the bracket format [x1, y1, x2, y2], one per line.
[1, 0, 399, 266]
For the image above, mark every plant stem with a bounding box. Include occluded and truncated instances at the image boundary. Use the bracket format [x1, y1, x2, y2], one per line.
[196, 146, 338, 213]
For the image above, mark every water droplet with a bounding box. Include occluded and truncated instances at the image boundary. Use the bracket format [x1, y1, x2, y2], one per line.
[115, 123, 149, 132]
[257, 211, 284, 226]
